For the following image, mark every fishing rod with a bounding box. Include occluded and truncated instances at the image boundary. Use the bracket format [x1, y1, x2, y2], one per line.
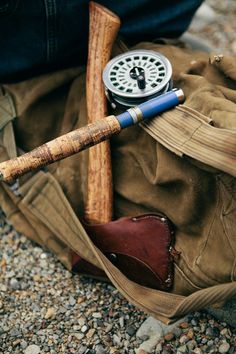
[0, 49, 184, 183]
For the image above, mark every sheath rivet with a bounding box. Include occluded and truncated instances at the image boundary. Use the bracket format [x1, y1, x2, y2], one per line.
[109, 253, 118, 262]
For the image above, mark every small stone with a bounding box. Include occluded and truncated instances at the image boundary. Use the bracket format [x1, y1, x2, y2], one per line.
[94, 344, 108, 354]
[219, 342, 230, 353]
[21, 340, 28, 350]
[206, 327, 214, 337]
[78, 317, 86, 326]
[45, 307, 56, 319]
[86, 328, 96, 338]
[220, 328, 228, 336]
[193, 348, 203, 354]
[187, 329, 194, 339]
[77, 297, 85, 304]
[138, 350, 147, 354]
[69, 296, 76, 306]
[172, 327, 182, 338]
[212, 327, 220, 337]
[187, 340, 197, 350]
[136, 317, 163, 338]
[177, 345, 188, 354]
[9, 278, 20, 290]
[119, 316, 125, 327]
[136, 334, 161, 354]
[191, 319, 197, 326]
[179, 335, 189, 344]
[13, 339, 21, 347]
[164, 332, 174, 341]
[207, 340, 214, 347]
[113, 334, 121, 346]
[105, 324, 113, 333]
[92, 312, 102, 319]
[73, 333, 85, 340]
[59, 306, 67, 314]
[81, 325, 88, 333]
[77, 345, 88, 354]
[126, 325, 136, 337]
[10, 328, 21, 337]
[179, 322, 189, 329]
[24, 344, 41, 354]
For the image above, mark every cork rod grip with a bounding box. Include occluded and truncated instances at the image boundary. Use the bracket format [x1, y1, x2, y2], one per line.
[85, 2, 120, 224]
[0, 116, 121, 183]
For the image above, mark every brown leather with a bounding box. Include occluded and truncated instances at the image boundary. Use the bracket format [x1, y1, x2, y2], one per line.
[71, 214, 175, 290]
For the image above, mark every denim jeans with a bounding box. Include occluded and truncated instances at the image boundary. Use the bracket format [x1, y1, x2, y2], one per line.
[0, 0, 203, 83]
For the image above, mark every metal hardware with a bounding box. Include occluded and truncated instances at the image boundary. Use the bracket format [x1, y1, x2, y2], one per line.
[103, 49, 173, 107]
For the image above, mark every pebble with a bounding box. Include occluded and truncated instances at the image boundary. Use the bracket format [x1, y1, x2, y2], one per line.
[219, 342, 230, 353]
[77, 345, 88, 354]
[119, 316, 125, 327]
[44, 307, 56, 319]
[92, 312, 102, 319]
[78, 317, 86, 326]
[113, 334, 121, 346]
[9, 328, 21, 337]
[21, 340, 28, 349]
[187, 339, 197, 350]
[105, 323, 113, 333]
[94, 344, 108, 354]
[136, 317, 163, 338]
[179, 335, 189, 344]
[9, 278, 20, 290]
[179, 322, 189, 329]
[86, 328, 96, 338]
[164, 332, 174, 341]
[126, 325, 136, 337]
[69, 295, 76, 306]
[81, 325, 88, 333]
[24, 344, 41, 354]
[73, 332, 85, 340]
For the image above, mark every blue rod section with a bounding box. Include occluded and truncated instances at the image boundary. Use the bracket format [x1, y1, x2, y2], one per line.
[116, 89, 184, 129]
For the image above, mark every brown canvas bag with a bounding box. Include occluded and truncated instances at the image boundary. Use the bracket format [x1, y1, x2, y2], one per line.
[0, 43, 236, 324]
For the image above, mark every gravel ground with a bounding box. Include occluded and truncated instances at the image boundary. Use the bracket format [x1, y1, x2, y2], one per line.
[0, 1, 236, 353]
[188, 0, 236, 55]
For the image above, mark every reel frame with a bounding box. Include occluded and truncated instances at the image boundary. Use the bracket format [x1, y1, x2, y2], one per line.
[103, 49, 173, 107]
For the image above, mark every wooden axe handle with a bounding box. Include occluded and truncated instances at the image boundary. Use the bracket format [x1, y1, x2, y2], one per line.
[85, 2, 120, 224]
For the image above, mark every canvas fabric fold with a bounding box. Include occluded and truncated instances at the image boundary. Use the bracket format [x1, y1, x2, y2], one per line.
[0, 43, 236, 323]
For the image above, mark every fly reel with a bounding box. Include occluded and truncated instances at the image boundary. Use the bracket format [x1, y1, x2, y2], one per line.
[103, 49, 173, 108]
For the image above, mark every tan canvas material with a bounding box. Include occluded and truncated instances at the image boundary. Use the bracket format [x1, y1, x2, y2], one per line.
[0, 43, 236, 323]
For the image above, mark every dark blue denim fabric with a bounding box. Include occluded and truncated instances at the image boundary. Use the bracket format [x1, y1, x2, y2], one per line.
[0, 0, 203, 83]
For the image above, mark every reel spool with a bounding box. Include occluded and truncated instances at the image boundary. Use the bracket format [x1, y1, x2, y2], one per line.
[103, 49, 173, 108]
